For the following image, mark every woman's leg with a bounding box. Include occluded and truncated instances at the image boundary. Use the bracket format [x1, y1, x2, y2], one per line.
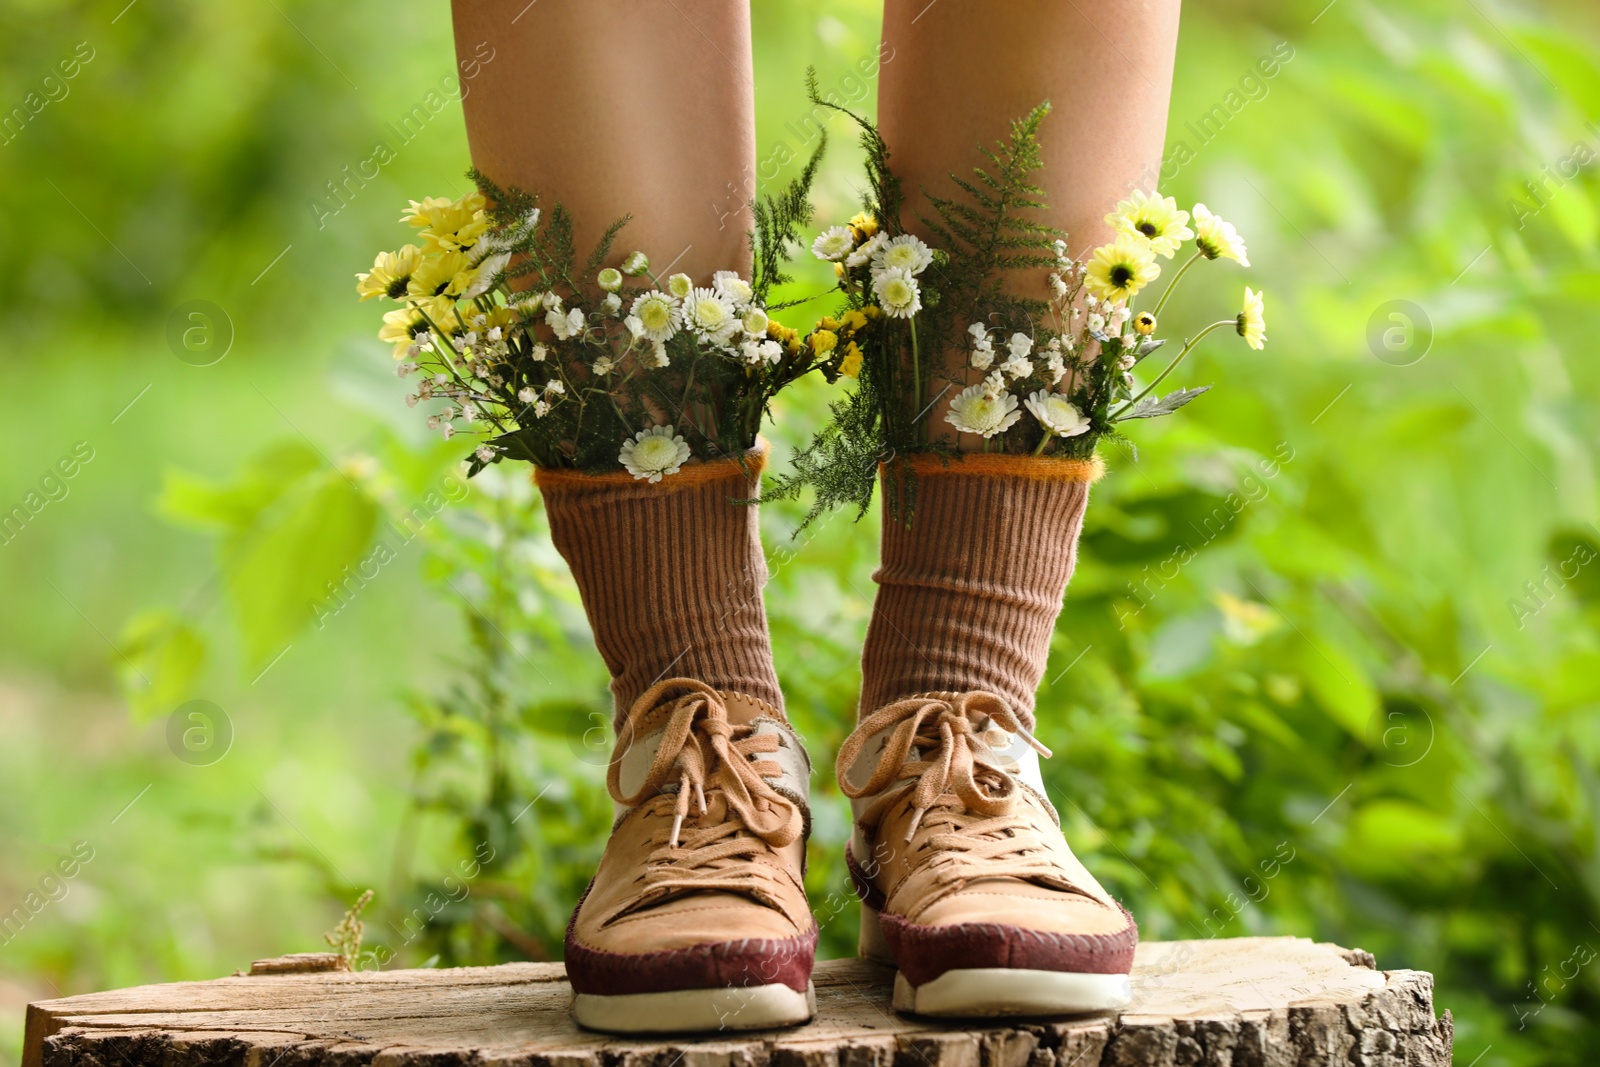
[839, 0, 1182, 1018]
[453, 0, 754, 277]
[450, 2, 815, 1033]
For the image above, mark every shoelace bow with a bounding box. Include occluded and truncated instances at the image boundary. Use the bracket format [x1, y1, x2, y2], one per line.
[838, 692, 1069, 885]
[606, 679, 803, 905]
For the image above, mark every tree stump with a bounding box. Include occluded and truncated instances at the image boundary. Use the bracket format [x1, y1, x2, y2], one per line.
[23, 937, 1451, 1067]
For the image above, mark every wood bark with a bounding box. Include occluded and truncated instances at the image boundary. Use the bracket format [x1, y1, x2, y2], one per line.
[23, 937, 1451, 1067]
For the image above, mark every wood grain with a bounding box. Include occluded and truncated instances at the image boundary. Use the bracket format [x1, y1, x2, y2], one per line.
[22, 937, 1451, 1067]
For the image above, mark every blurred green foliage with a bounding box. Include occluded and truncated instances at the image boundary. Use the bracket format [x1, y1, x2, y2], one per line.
[2, 2, 1600, 1066]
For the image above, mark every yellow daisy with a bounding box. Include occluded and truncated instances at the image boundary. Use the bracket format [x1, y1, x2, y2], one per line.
[1084, 234, 1160, 303]
[378, 306, 426, 359]
[406, 251, 473, 300]
[1192, 203, 1250, 265]
[404, 191, 490, 253]
[1107, 191, 1193, 258]
[357, 244, 425, 302]
[849, 211, 879, 239]
[1237, 287, 1267, 350]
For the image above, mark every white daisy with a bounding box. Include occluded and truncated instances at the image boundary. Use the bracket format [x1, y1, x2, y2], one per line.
[621, 251, 650, 276]
[629, 291, 680, 343]
[742, 306, 769, 335]
[667, 273, 694, 299]
[714, 270, 754, 308]
[872, 234, 934, 275]
[812, 225, 855, 262]
[683, 287, 739, 342]
[845, 233, 885, 269]
[1024, 391, 1092, 438]
[872, 267, 922, 319]
[946, 384, 1021, 438]
[619, 425, 691, 483]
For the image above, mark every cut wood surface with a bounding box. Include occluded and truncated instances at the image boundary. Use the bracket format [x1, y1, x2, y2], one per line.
[24, 937, 1451, 1067]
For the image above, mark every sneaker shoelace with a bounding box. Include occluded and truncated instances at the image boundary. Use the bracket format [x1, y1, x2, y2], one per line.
[605, 679, 803, 914]
[839, 692, 1076, 890]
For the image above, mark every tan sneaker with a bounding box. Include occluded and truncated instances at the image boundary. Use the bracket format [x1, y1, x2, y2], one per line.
[837, 692, 1136, 1017]
[566, 679, 817, 1033]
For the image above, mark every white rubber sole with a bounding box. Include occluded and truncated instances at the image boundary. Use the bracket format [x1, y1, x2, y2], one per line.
[892, 967, 1131, 1017]
[571, 981, 816, 1034]
[862, 904, 1130, 1018]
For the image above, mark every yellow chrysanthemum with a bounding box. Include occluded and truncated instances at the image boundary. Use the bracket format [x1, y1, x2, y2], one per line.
[357, 244, 424, 302]
[1237, 287, 1267, 350]
[1134, 311, 1158, 335]
[838, 342, 863, 379]
[1106, 190, 1193, 259]
[1084, 234, 1160, 303]
[407, 251, 473, 300]
[849, 211, 880, 239]
[809, 329, 839, 355]
[840, 309, 869, 332]
[404, 191, 490, 253]
[378, 306, 426, 359]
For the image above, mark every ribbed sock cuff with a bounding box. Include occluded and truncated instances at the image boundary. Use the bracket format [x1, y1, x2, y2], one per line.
[535, 446, 783, 725]
[859, 453, 1104, 726]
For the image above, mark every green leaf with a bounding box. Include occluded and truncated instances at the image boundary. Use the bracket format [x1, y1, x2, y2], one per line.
[223, 468, 380, 667]
[1118, 385, 1213, 421]
[1294, 639, 1379, 740]
[115, 609, 207, 722]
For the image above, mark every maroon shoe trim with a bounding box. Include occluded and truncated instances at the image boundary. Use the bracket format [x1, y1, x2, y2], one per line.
[844, 845, 888, 910]
[879, 905, 1139, 987]
[563, 881, 818, 996]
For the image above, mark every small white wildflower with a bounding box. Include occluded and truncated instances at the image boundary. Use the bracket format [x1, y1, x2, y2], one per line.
[968, 322, 988, 340]
[630, 291, 680, 343]
[1088, 312, 1106, 333]
[517, 387, 537, 403]
[645, 341, 671, 368]
[593, 356, 616, 376]
[541, 291, 563, 310]
[971, 345, 995, 371]
[982, 370, 1007, 398]
[395, 361, 418, 377]
[946, 384, 1021, 438]
[1046, 355, 1067, 384]
[476, 446, 495, 463]
[545, 379, 566, 396]
[872, 267, 922, 318]
[739, 340, 765, 366]
[683, 287, 739, 342]
[713, 270, 754, 308]
[845, 233, 884, 269]
[757, 339, 782, 364]
[486, 326, 502, 342]
[1049, 272, 1069, 300]
[872, 234, 934, 275]
[1008, 333, 1034, 359]
[530, 343, 548, 362]
[619, 425, 691, 483]
[534, 399, 551, 417]
[1024, 391, 1092, 438]
[812, 225, 855, 261]
[602, 292, 622, 316]
[1001, 356, 1033, 380]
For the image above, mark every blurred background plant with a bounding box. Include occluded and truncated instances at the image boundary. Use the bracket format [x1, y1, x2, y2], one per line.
[2, 1, 1598, 1064]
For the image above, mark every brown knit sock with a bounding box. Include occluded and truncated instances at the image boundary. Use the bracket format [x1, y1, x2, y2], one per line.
[858, 453, 1106, 728]
[534, 445, 783, 726]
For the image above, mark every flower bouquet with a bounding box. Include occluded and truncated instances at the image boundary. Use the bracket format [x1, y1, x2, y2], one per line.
[357, 144, 852, 481]
[777, 86, 1267, 520]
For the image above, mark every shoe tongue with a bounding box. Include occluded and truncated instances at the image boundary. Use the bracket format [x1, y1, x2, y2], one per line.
[611, 692, 811, 817]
